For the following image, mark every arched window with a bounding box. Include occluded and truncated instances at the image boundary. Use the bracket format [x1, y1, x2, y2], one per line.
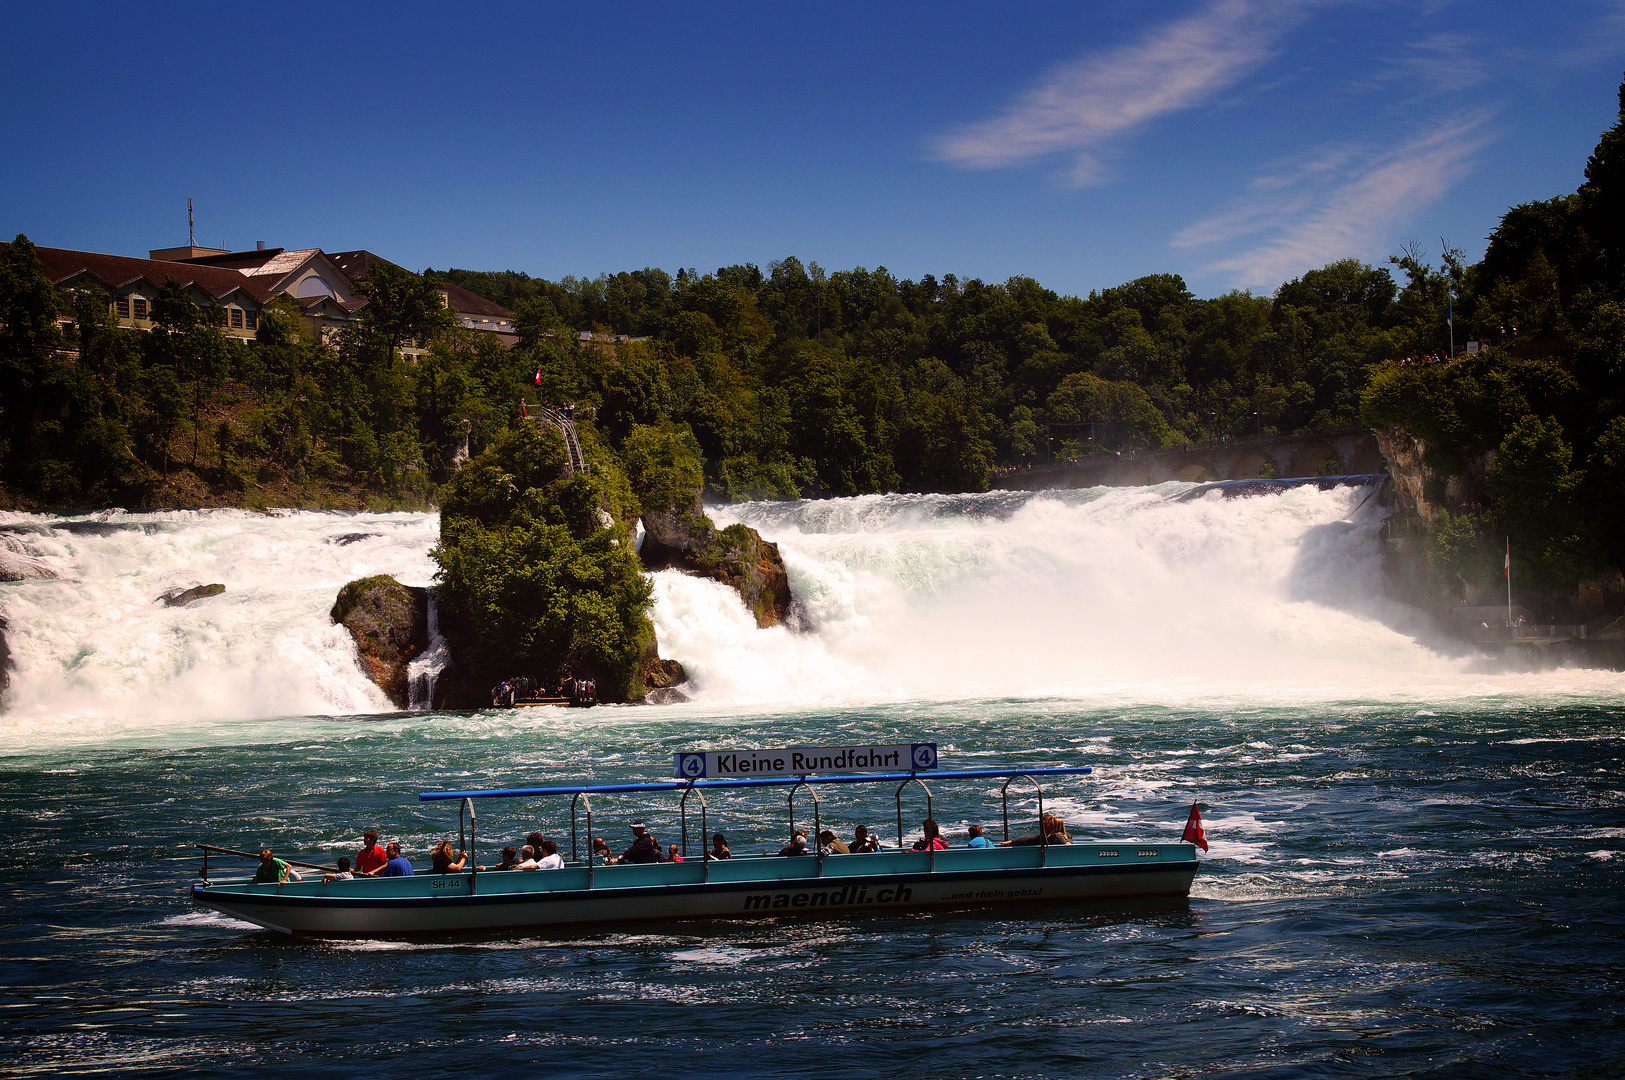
[295, 275, 335, 298]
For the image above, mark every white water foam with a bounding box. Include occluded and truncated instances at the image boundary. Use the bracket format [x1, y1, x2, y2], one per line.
[0, 509, 438, 744]
[651, 486, 1625, 709]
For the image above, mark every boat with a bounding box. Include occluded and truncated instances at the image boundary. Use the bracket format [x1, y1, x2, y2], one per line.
[190, 748, 1201, 938]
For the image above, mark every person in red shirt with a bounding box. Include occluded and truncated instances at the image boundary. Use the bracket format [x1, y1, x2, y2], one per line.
[355, 829, 389, 877]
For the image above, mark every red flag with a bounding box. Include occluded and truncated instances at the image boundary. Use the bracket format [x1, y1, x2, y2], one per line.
[533, 367, 543, 386]
[1181, 802, 1208, 851]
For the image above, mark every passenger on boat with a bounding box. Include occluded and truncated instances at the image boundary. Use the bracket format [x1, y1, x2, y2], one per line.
[1000, 814, 1070, 847]
[667, 844, 684, 863]
[620, 821, 666, 863]
[514, 845, 540, 870]
[779, 832, 809, 856]
[430, 841, 468, 874]
[485, 846, 520, 871]
[537, 840, 564, 869]
[323, 857, 354, 883]
[254, 850, 297, 885]
[381, 842, 415, 876]
[526, 831, 546, 855]
[707, 833, 732, 860]
[817, 830, 849, 855]
[592, 837, 614, 863]
[966, 825, 994, 848]
[911, 819, 949, 852]
[356, 829, 389, 877]
[851, 826, 880, 853]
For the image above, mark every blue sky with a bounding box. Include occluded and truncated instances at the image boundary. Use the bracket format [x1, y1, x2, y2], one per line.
[2, 1, 1622, 300]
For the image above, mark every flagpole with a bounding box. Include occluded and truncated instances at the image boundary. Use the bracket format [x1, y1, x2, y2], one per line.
[1505, 537, 1512, 632]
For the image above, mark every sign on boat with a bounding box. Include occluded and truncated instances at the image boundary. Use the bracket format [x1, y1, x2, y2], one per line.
[190, 743, 1200, 938]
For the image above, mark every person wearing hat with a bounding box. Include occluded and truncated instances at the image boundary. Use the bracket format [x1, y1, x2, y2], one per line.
[619, 820, 665, 864]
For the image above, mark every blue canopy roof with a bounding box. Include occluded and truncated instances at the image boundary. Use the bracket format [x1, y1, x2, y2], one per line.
[420, 765, 1092, 801]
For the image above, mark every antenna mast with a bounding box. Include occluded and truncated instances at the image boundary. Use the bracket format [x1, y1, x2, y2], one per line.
[188, 198, 194, 246]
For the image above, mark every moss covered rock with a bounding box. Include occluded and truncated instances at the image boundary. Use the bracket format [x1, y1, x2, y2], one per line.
[331, 575, 428, 708]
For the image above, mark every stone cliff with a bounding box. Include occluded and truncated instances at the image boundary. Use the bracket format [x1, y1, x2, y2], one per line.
[331, 575, 429, 709]
[640, 494, 796, 629]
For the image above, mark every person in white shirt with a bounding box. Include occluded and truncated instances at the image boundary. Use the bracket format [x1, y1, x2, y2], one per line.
[322, 856, 354, 883]
[514, 845, 541, 870]
[536, 839, 564, 869]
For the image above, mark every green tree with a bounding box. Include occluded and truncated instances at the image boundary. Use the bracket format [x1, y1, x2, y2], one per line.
[1486, 416, 1590, 583]
[356, 262, 456, 368]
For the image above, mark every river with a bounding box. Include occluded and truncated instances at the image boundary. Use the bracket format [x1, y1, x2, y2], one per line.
[1, 486, 1621, 1077]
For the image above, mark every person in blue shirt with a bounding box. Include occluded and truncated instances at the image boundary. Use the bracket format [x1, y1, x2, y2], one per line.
[966, 825, 994, 848]
[381, 842, 414, 877]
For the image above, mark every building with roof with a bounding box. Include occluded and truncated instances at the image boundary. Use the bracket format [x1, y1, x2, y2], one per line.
[13, 238, 518, 351]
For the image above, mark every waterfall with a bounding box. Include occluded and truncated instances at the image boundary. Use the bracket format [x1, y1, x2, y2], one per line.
[407, 592, 451, 711]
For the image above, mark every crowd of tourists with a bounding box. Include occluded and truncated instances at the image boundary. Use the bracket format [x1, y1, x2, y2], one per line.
[251, 814, 1073, 884]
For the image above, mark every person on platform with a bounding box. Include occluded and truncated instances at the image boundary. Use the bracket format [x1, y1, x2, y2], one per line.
[430, 841, 467, 874]
[620, 821, 665, 863]
[966, 825, 994, 848]
[817, 830, 849, 855]
[322, 856, 354, 883]
[537, 840, 565, 869]
[851, 826, 880, 853]
[254, 849, 296, 885]
[911, 819, 949, 852]
[381, 842, 414, 876]
[356, 829, 389, 877]
[708, 833, 732, 860]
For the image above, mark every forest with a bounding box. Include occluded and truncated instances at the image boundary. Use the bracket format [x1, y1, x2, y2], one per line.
[4, 78, 1625, 592]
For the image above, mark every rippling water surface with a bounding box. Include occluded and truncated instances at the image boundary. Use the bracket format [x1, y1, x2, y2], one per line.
[2, 494, 1623, 1076]
[4, 699, 1623, 1078]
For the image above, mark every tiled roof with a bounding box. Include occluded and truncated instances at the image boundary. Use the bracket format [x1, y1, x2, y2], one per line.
[244, 248, 322, 281]
[440, 280, 513, 318]
[325, 250, 397, 284]
[22, 245, 275, 302]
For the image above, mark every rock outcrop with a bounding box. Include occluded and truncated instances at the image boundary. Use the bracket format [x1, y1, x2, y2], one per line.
[0, 611, 11, 705]
[158, 583, 225, 607]
[640, 495, 796, 629]
[331, 575, 428, 708]
[1371, 426, 1495, 527]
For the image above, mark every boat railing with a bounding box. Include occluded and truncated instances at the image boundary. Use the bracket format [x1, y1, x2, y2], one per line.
[420, 765, 1094, 888]
[196, 843, 338, 883]
[894, 776, 935, 870]
[787, 780, 821, 871]
[1000, 774, 1048, 865]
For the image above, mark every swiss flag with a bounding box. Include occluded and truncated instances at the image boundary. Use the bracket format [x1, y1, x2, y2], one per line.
[533, 367, 543, 386]
[1181, 802, 1208, 851]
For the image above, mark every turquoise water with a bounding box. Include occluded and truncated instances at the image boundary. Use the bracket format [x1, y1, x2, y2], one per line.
[4, 698, 1623, 1077]
[2, 494, 1623, 1076]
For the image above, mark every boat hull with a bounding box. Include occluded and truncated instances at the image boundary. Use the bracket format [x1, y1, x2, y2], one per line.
[192, 844, 1198, 937]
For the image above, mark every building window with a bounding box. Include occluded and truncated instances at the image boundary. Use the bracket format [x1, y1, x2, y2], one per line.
[133, 297, 148, 319]
[116, 297, 130, 318]
[230, 308, 243, 329]
[246, 310, 257, 330]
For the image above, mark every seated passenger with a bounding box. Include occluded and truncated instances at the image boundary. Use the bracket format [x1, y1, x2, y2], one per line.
[966, 825, 994, 848]
[1000, 814, 1069, 847]
[322, 856, 354, 883]
[591, 836, 615, 864]
[355, 829, 389, 877]
[619, 821, 665, 864]
[779, 832, 809, 857]
[254, 849, 296, 885]
[537, 840, 564, 869]
[911, 818, 949, 851]
[382, 842, 414, 876]
[708, 833, 732, 860]
[817, 830, 849, 855]
[526, 831, 546, 856]
[666, 844, 684, 863]
[484, 846, 521, 871]
[851, 826, 880, 853]
[514, 845, 541, 870]
[430, 840, 467, 874]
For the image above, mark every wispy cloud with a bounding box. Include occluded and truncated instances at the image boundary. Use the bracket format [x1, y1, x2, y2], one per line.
[1173, 110, 1496, 289]
[930, 0, 1307, 185]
